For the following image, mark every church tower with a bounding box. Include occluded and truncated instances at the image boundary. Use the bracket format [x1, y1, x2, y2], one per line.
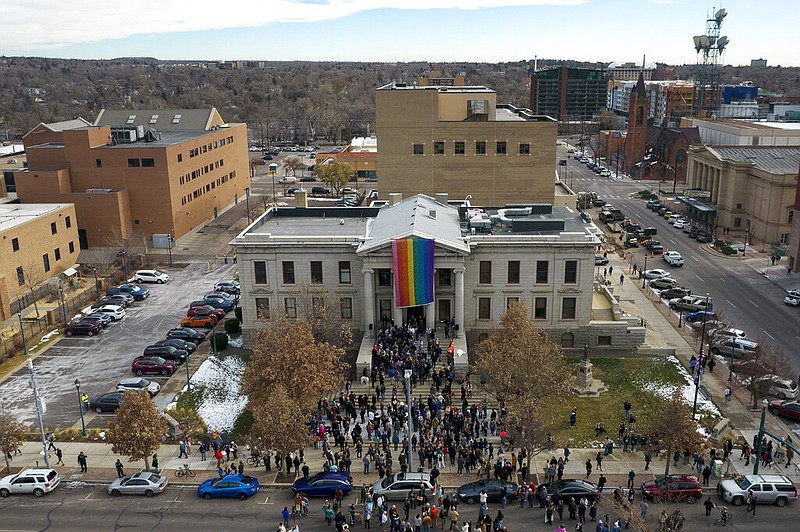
[624, 73, 649, 175]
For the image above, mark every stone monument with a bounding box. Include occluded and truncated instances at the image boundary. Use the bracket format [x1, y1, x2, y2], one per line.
[573, 344, 607, 396]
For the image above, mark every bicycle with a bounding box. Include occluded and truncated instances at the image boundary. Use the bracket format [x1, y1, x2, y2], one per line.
[713, 508, 733, 527]
[174, 463, 196, 478]
[246, 455, 262, 467]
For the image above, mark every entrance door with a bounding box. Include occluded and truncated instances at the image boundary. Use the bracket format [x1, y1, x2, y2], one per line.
[406, 306, 425, 328]
[78, 229, 89, 249]
[438, 299, 451, 326]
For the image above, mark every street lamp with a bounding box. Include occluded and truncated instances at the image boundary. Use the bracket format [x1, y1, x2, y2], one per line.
[211, 321, 218, 358]
[18, 312, 28, 356]
[641, 254, 648, 288]
[728, 341, 735, 383]
[753, 399, 769, 474]
[404, 369, 413, 473]
[121, 249, 128, 283]
[93, 267, 100, 303]
[27, 359, 50, 468]
[74, 378, 87, 437]
[167, 235, 174, 267]
[691, 294, 712, 420]
[58, 287, 68, 324]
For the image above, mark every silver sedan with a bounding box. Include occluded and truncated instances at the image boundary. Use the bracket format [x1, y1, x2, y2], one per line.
[108, 472, 168, 497]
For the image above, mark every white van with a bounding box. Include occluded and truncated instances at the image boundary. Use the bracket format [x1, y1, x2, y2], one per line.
[279, 176, 297, 184]
[0, 468, 60, 497]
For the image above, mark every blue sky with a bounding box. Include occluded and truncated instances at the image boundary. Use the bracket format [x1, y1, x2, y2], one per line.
[3, 0, 794, 66]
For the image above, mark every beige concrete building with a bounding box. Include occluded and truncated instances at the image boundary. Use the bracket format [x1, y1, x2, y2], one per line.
[683, 118, 800, 147]
[13, 109, 250, 248]
[0, 204, 80, 320]
[685, 146, 800, 246]
[376, 83, 557, 205]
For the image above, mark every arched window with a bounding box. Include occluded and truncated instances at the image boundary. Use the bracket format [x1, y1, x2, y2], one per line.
[560, 332, 575, 348]
[635, 106, 644, 125]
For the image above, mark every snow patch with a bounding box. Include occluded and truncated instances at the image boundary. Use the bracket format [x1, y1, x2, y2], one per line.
[32, 329, 60, 349]
[176, 356, 248, 433]
[641, 356, 721, 418]
[228, 335, 243, 348]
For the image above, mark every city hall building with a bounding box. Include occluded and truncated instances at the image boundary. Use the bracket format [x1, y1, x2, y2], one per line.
[233, 193, 644, 353]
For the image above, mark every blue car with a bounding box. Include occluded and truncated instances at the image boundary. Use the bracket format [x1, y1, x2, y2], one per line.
[198, 474, 259, 500]
[292, 472, 353, 498]
[108, 284, 150, 301]
[686, 310, 718, 323]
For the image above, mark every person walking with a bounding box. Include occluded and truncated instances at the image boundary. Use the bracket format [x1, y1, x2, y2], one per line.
[702, 465, 712, 486]
[626, 470, 635, 490]
[703, 497, 715, 516]
[585, 459, 592, 478]
[115, 459, 124, 478]
[724, 387, 731, 402]
[746, 490, 757, 516]
[619, 274, 624, 285]
[179, 440, 188, 459]
[81, 393, 90, 411]
[152, 453, 160, 474]
[55, 448, 64, 466]
[786, 445, 794, 468]
[569, 409, 577, 428]
[644, 452, 651, 471]
[77, 451, 88, 472]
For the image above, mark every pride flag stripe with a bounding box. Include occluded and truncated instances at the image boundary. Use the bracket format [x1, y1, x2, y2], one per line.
[392, 238, 434, 308]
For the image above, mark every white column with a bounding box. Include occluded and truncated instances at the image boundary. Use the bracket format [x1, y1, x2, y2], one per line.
[454, 268, 465, 338]
[392, 272, 403, 326]
[363, 269, 374, 336]
[426, 302, 436, 330]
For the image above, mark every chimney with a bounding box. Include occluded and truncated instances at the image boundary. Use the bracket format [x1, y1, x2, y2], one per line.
[435, 193, 449, 204]
[296, 190, 308, 208]
[389, 193, 403, 205]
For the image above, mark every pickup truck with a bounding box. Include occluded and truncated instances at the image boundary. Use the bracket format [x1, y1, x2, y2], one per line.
[669, 295, 713, 312]
[645, 240, 664, 253]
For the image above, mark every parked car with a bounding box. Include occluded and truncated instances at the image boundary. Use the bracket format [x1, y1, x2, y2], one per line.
[710, 338, 758, 358]
[641, 269, 672, 280]
[108, 284, 150, 301]
[133, 270, 170, 284]
[299, 177, 316, 182]
[198, 474, 260, 500]
[311, 186, 330, 195]
[669, 295, 713, 312]
[166, 327, 207, 343]
[710, 327, 747, 341]
[89, 392, 125, 413]
[285, 187, 302, 195]
[673, 220, 686, 230]
[292, 472, 353, 498]
[131, 356, 177, 376]
[93, 294, 131, 308]
[660, 287, 692, 300]
[372, 473, 435, 501]
[645, 240, 664, 253]
[641, 474, 702, 503]
[0, 469, 60, 498]
[65, 319, 103, 337]
[154, 338, 197, 354]
[457, 479, 519, 504]
[75, 312, 112, 328]
[188, 304, 225, 320]
[214, 280, 241, 295]
[95, 304, 126, 321]
[539, 480, 601, 502]
[685, 310, 718, 323]
[649, 277, 678, 290]
[116, 377, 160, 396]
[768, 400, 800, 422]
[717, 474, 797, 507]
[747, 375, 798, 400]
[181, 315, 216, 329]
[108, 471, 168, 497]
[594, 255, 609, 266]
[201, 296, 235, 312]
[143, 345, 187, 364]
[205, 291, 239, 304]
[664, 251, 685, 266]
[784, 290, 800, 306]
[696, 232, 713, 243]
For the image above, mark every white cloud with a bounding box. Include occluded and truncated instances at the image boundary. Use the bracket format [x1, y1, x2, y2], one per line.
[3, 0, 584, 49]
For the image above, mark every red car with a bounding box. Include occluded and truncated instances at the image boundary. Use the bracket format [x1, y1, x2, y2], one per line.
[188, 304, 225, 320]
[131, 356, 177, 376]
[769, 400, 800, 422]
[641, 475, 702, 504]
[65, 320, 103, 337]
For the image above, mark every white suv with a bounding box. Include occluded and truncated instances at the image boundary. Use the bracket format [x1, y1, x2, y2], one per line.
[133, 270, 170, 284]
[664, 251, 684, 266]
[0, 468, 60, 497]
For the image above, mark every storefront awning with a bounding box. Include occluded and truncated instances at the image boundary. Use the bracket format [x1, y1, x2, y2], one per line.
[677, 196, 717, 216]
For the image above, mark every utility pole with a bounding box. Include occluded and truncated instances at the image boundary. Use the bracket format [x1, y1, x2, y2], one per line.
[404, 369, 413, 472]
[27, 359, 50, 468]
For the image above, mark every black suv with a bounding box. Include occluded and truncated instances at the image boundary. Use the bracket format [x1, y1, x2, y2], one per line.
[143, 345, 187, 364]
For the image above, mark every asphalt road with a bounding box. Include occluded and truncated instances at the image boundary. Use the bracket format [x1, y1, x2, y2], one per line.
[0, 483, 795, 531]
[0, 262, 238, 430]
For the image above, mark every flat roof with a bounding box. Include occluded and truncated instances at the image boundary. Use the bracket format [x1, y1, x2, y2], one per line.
[0, 203, 72, 233]
[377, 82, 494, 93]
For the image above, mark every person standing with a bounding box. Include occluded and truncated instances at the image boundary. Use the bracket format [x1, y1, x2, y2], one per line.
[644, 452, 651, 471]
[585, 459, 592, 478]
[77, 451, 88, 472]
[702, 465, 712, 486]
[179, 440, 188, 459]
[152, 453, 159, 474]
[569, 409, 577, 428]
[115, 459, 124, 478]
[81, 393, 90, 411]
[626, 470, 635, 490]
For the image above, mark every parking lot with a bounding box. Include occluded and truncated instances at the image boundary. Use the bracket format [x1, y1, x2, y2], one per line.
[0, 261, 239, 430]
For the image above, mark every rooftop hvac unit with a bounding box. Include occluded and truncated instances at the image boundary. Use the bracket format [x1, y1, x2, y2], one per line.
[110, 126, 137, 144]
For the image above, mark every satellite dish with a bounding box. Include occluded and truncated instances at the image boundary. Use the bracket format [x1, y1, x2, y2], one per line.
[715, 8, 727, 22]
[708, 35, 717, 45]
[717, 36, 729, 51]
[693, 35, 703, 52]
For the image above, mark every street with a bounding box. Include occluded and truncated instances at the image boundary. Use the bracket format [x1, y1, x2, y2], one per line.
[0, 483, 795, 531]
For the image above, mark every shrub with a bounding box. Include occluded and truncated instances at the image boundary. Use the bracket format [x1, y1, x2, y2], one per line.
[714, 239, 726, 249]
[722, 246, 737, 256]
[224, 318, 240, 334]
[211, 332, 228, 351]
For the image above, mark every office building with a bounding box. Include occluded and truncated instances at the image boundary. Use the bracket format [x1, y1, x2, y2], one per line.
[530, 67, 608, 121]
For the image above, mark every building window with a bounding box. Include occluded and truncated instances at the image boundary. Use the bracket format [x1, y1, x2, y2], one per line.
[50, 222, 57, 235]
[561, 297, 577, 320]
[598, 335, 612, 346]
[478, 297, 491, 320]
[536, 260, 549, 284]
[340, 297, 353, 319]
[789, 210, 794, 224]
[475, 141, 487, 155]
[177, 153, 183, 163]
[16, 266, 24, 286]
[507, 260, 520, 284]
[54, 248, 61, 261]
[312, 297, 325, 319]
[11, 237, 19, 252]
[95, 159, 102, 168]
[42, 253, 50, 273]
[310, 261, 323, 284]
[433, 141, 444, 155]
[519, 143, 531, 155]
[438, 269, 451, 286]
[560, 332, 575, 348]
[479, 261, 492, 284]
[142, 158, 155, 167]
[780, 233, 790, 244]
[379, 299, 392, 321]
[282, 261, 295, 284]
[254, 261, 268, 284]
[377, 269, 392, 287]
[736, 203, 743, 209]
[733, 217, 741, 228]
[338, 261, 351, 284]
[412, 144, 424, 156]
[454, 141, 465, 155]
[65, 216, 71, 228]
[506, 297, 519, 309]
[534, 297, 547, 319]
[496, 141, 507, 155]
[564, 260, 578, 284]
[127, 158, 140, 167]
[284, 297, 297, 318]
[255, 298, 270, 319]
[69, 241, 75, 253]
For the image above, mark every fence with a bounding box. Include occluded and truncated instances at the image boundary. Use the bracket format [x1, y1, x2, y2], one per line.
[0, 287, 99, 362]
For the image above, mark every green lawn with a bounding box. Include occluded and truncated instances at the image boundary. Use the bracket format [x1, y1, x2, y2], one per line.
[537, 357, 686, 448]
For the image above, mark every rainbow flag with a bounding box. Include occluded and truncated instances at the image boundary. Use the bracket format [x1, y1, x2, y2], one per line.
[392, 238, 434, 308]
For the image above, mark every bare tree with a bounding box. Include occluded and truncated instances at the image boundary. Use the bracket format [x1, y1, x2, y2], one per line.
[745, 341, 795, 408]
[282, 156, 303, 177]
[0, 411, 25, 473]
[294, 284, 354, 348]
[20, 261, 46, 318]
[641, 386, 703, 476]
[107, 391, 168, 471]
